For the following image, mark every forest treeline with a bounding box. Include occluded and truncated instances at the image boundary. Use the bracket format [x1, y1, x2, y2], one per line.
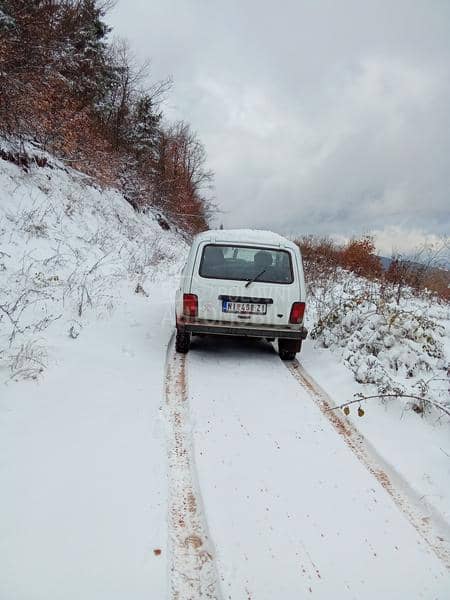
[297, 235, 450, 300]
[0, 0, 212, 233]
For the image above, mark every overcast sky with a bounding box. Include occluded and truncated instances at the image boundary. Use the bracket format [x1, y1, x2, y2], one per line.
[108, 0, 450, 254]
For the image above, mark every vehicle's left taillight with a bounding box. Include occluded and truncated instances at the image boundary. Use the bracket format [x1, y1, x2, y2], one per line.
[183, 293, 198, 317]
[289, 302, 305, 324]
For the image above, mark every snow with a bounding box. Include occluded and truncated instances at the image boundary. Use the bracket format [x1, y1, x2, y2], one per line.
[301, 264, 450, 550]
[187, 336, 449, 598]
[306, 268, 449, 415]
[0, 291, 174, 599]
[164, 348, 222, 598]
[0, 152, 185, 598]
[301, 342, 450, 527]
[1, 149, 449, 598]
[195, 228, 297, 248]
[0, 9, 15, 28]
[0, 147, 184, 380]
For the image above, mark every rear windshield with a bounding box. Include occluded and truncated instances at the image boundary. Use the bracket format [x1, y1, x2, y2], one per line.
[199, 244, 294, 284]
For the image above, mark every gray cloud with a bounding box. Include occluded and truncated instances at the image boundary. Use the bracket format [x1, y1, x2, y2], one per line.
[108, 0, 450, 252]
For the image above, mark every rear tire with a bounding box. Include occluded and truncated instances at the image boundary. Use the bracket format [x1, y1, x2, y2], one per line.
[279, 349, 296, 360]
[278, 339, 301, 361]
[175, 329, 191, 353]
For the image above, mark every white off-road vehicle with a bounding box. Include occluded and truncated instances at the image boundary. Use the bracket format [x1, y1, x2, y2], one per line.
[175, 229, 307, 360]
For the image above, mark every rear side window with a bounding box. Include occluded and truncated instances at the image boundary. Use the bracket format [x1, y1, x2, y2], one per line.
[199, 244, 294, 284]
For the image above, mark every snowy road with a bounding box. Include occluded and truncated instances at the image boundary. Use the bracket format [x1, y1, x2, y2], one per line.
[1, 305, 449, 599]
[168, 335, 449, 599]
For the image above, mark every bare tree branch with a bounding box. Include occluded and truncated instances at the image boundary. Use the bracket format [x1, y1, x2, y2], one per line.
[328, 394, 450, 418]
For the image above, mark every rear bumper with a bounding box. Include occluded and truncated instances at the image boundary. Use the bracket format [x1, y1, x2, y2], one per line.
[177, 319, 308, 340]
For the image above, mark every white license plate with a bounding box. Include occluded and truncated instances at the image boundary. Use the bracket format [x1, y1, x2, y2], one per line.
[222, 301, 266, 315]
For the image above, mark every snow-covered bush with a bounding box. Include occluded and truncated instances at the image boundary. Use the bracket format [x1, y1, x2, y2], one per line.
[305, 263, 449, 418]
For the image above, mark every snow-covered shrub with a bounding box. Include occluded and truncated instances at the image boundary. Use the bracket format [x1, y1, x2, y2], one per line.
[306, 267, 449, 418]
[9, 340, 48, 381]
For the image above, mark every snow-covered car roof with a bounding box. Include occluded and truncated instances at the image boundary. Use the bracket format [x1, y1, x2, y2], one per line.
[194, 229, 297, 249]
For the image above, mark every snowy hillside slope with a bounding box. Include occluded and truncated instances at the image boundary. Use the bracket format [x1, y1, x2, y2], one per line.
[0, 149, 186, 382]
[0, 150, 187, 599]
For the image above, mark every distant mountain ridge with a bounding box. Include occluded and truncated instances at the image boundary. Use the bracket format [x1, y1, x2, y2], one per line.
[379, 255, 450, 272]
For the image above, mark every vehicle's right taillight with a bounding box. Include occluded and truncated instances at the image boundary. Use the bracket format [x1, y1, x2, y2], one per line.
[289, 302, 305, 324]
[183, 293, 198, 317]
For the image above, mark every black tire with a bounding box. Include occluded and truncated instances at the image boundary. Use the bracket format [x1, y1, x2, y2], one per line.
[175, 330, 191, 353]
[278, 339, 301, 361]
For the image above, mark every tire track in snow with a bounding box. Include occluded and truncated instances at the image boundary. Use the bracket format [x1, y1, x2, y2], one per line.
[286, 359, 450, 570]
[164, 336, 222, 599]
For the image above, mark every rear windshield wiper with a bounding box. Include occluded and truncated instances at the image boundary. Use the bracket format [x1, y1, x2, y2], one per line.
[245, 268, 266, 288]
